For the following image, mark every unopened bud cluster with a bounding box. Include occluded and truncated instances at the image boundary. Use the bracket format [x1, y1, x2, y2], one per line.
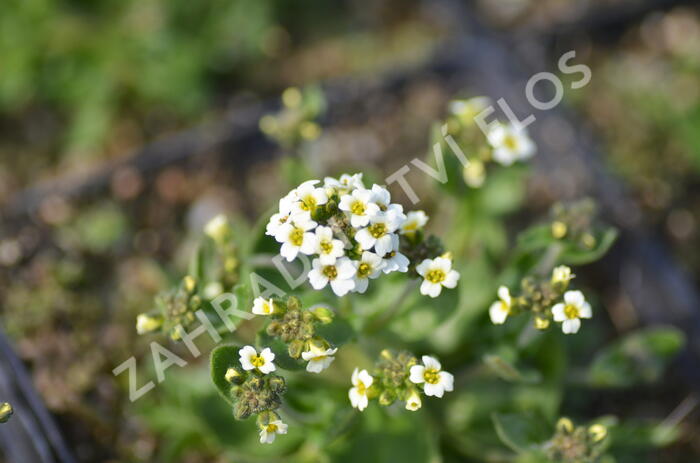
[259, 86, 324, 149]
[543, 417, 608, 463]
[550, 199, 599, 250]
[348, 350, 454, 413]
[489, 266, 593, 334]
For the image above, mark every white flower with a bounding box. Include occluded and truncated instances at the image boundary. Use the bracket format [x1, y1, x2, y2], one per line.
[266, 211, 292, 237]
[355, 213, 401, 257]
[552, 290, 592, 334]
[449, 96, 491, 124]
[275, 219, 317, 262]
[239, 346, 276, 374]
[324, 173, 364, 192]
[252, 297, 275, 316]
[339, 188, 380, 228]
[259, 419, 288, 444]
[405, 389, 422, 411]
[291, 180, 328, 217]
[302, 347, 338, 373]
[136, 314, 162, 334]
[352, 251, 385, 293]
[313, 226, 345, 265]
[278, 190, 298, 215]
[308, 257, 356, 296]
[552, 265, 575, 286]
[400, 210, 428, 235]
[409, 355, 454, 398]
[416, 257, 460, 298]
[204, 214, 229, 243]
[487, 122, 536, 166]
[382, 249, 410, 274]
[349, 368, 373, 411]
[489, 286, 512, 325]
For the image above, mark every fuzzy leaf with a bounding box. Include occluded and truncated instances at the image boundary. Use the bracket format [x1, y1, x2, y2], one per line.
[210, 344, 242, 406]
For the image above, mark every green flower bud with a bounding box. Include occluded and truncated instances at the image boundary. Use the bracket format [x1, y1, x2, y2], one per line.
[268, 375, 287, 394]
[310, 306, 334, 324]
[287, 296, 301, 312]
[378, 389, 397, 406]
[225, 367, 245, 384]
[288, 339, 305, 359]
[0, 403, 13, 423]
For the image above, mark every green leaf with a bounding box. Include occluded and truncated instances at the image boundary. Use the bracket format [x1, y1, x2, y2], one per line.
[316, 316, 356, 346]
[559, 228, 618, 266]
[492, 412, 550, 453]
[587, 327, 685, 388]
[209, 344, 242, 406]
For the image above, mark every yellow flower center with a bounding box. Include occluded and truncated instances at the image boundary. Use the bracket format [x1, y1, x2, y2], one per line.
[426, 269, 446, 284]
[423, 368, 441, 385]
[369, 223, 387, 238]
[351, 201, 366, 215]
[300, 194, 317, 211]
[250, 355, 265, 368]
[266, 423, 278, 433]
[504, 134, 518, 151]
[320, 240, 333, 254]
[289, 228, 304, 246]
[262, 302, 272, 314]
[403, 221, 418, 231]
[356, 381, 367, 395]
[322, 265, 338, 280]
[564, 304, 580, 319]
[357, 262, 371, 278]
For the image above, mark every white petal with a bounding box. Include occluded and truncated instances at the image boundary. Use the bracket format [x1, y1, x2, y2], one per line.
[489, 302, 508, 324]
[498, 286, 511, 305]
[551, 303, 566, 322]
[358, 370, 373, 387]
[349, 387, 361, 408]
[579, 302, 593, 319]
[423, 382, 444, 398]
[306, 360, 324, 373]
[409, 365, 425, 384]
[432, 257, 452, 272]
[258, 362, 276, 374]
[355, 229, 375, 250]
[351, 213, 370, 228]
[336, 259, 357, 279]
[427, 282, 443, 298]
[562, 318, 581, 334]
[416, 259, 432, 276]
[351, 368, 360, 386]
[331, 278, 355, 296]
[280, 242, 299, 262]
[564, 290, 585, 308]
[260, 348, 275, 363]
[439, 371, 454, 392]
[374, 235, 393, 257]
[443, 270, 460, 288]
[307, 270, 328, 289]
[353, 277, 369, 294]
[422, 355, 441, 370]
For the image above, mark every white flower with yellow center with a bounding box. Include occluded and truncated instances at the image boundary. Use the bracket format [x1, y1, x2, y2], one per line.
[339, 188, 380, 228]
[552, 265, 575, 286]
[489, 286, 512, 325]
[259, 419, 288, 444]
[291, 180, 328, 218]
[416, 257, 460, 298]
[308, 257, 356, 296]
[487, 122, 536, 166]
[405, 389, 422, 411]
[313, 226, 345, 265]
[409, 355, 454, 398]
[382, 248, 410, 274]
[301, 347, 338, 373]
[239, 345, 276, 374]
[355, 213, 401, 257]
[324, 173, 364, 194]
[449, 96, 491, 125]
[370, 184, 392, 209]
[552, 290, 592, 334]
[400, 210, 428, 235]
[252, 297, 275, 316]
[136, 314, 162, 334]
[204, 214, 229, 243]
[349, 368, 373, 411]
[352, 251, 385, 293]
[266, 211, 292, 237]
[275, 218, 317, 262]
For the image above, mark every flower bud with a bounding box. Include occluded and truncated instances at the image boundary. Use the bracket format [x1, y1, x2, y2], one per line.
[225, 367, 245, 385]
[551, 265, 574, 287]
[534, 316, 550, 330]
[556, 417, 574, 434]
[0, 403, 13, 423]
[136, 314, 163, 334]
[378, 389, 397, 406]
[310, 306, 334, 324]
[183, 275, 197, 293]
[288, 340, 305, 359]
[204, 214, 232, 245]
[588, 424, 607, 443]
[405, 389, 422, 411]
[286, 296, 301, 312]
[268, 375, 287, 394]
[266, 321, 282, 337]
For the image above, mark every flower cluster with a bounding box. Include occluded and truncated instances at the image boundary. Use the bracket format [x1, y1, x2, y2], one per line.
[544, 417, 608, 462]
[266, 174, 460, 298]
[437, 96, 536, 188]
[256, 295, 339, 373]
[348, 350, 454, 413]
[489, 265, 592, 334]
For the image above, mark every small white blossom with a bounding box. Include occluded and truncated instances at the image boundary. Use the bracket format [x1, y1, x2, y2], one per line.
[449, 96, 491, 124]
[382, 249, 410, 273]
[370, 184, 392, 209]
[355, 213, 401, 257]
[204, 214, 229, 243]
[259, 419, 288, 444]
[416, 257, 460, 298]
[352, 251, 385, 293]
[552, 265, 575, 286]
[302, 347, 338, 373]
[349, 368, 373, 411]
[400, 210, 428, 235]
[275, 219, 317, 262]
[136, 314, 162, 334]
[252, 297, 275, 316]
[405, 389, 422, 411]
[313, 226, 345, 265]
[339, 188, 380, 228]
[409, 355, 454, 398]
[239, 346, 276, 374]
[324, 173, 364, 193]
[489, 286, 512, 325]
[266, 211, 292, 237]
[308, 257, 356, 296]
[552, 290, 592, 334]
[291, 180, 328, 217]
[487, 122, 536, 166]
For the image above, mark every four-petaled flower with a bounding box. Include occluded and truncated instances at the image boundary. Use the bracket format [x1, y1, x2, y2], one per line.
[489, 286, 512, 325]
[353, 252, 385, 293]
[275, 217, 317, 262]
[487, 122, 535, 166]
[301, 347, 338, 373]
[291, 180, 328, 219]
[349, 368, 373, 411]
[259, 419, 288, 444]
[400, 210, 428, 235]
[355, 213, 401, 257]
[308, 257, 356, 296]
[239, 346, 276, 374]
[313, 226, 346, 265]
[416, 257, 460, 298]
[409, 355, 454, 398]
[252, 297, 275, 316]
[552, 290, 592, 334]
[339, 188, 380, 228]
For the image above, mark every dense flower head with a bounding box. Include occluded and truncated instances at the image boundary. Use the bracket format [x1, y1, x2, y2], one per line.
[265, 174, 460, 297]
